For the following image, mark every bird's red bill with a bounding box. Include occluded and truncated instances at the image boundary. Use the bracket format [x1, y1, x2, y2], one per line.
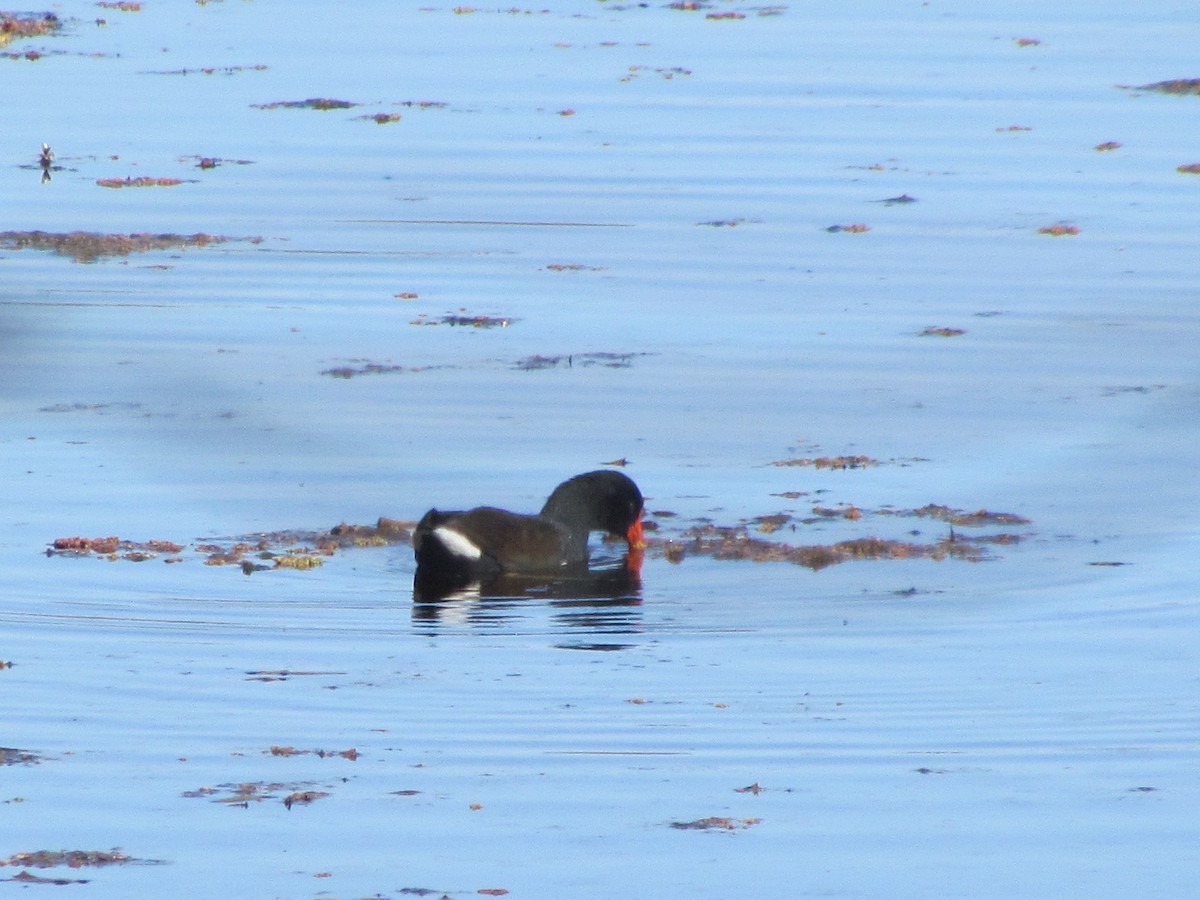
[626, 513, 646, 550]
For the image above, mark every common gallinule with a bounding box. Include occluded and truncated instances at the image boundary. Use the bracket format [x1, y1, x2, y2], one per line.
[413, 470, 645, 583]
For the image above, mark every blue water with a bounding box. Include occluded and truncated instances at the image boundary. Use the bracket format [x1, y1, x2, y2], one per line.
[2, 1, 1198, 897]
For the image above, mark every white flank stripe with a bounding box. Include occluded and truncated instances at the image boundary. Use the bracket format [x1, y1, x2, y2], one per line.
[433, 525, 483, 560]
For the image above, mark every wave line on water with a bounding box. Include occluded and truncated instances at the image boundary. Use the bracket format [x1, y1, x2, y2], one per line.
[341, 218, 634, 228]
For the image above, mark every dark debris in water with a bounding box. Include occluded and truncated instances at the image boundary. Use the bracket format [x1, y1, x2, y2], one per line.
[182, 154, 255, 169]
[266, 745, 358, 760]
[410, 311, 515, 328]
[905, 504, 1030, 527]
[620, 64, 692, 83]
[245, 670, 347, 682]
[282, 790, 329, 809]
[515, 351, 647, 370]
[252, 97, 358, 110]
[38, 401, 144, 414]
[319, 352, 649, 377]
[0, 230, 257, 263]
[1, 747, 43, 766]
[0, 848, 148, 868]
[769, 455, 880, 469]
[143, 64, 269, 76]
[669, 816, 761, 831]
[733, 782, 767, 794]
[96, 176, 191, 189]
[544, 262, 606, 272]
[182, 781, 331, 808]
[322, 360, 442, 378]
[1128, 78, 1200, 95]
[3, 870, 89, 885]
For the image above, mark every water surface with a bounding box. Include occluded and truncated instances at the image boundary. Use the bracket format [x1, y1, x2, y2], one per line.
[2, 1, 1198, 897]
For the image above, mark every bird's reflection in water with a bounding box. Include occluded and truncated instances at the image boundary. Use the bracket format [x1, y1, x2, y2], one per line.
[412, 555, 642, 646]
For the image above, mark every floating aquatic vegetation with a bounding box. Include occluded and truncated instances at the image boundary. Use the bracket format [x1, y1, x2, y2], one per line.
[252, 97, 358, 110]
[321, 361, 413, 378]
[648, 499, 1030, 571]
[0, 230, 256, 263]
[620, 64, 692, 82]
[45, 521, 414, 572]
[826, 223, 870, 233]
[96, 176, 188, 188]
[1037, 223, 1079, 236]
[181, 154, 255, 168]
[1132, 78, 1200, 95]
[410, 312, 514, 328]
[244, 670, 347, 682]
[734, 782, 767, 794]
[282, 790, 328, 809]
[3, 871, 89, 885]
[182, 781, 330, 808]
[0, 848, 139, 868]
[0, 12, 61, 48]
[670, 816, 761, 831]
[327, 518, 413, 546]
[903, 504, 1030, 527]
[48, 536, 184, 561]
[514, 351, 644, 370]
[769, 455, 878, 469]
[144, 64, 268, 76]
[658, 527, 994, 570]
[266, 746, 358, 760]
[1, 747, 42, 765]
